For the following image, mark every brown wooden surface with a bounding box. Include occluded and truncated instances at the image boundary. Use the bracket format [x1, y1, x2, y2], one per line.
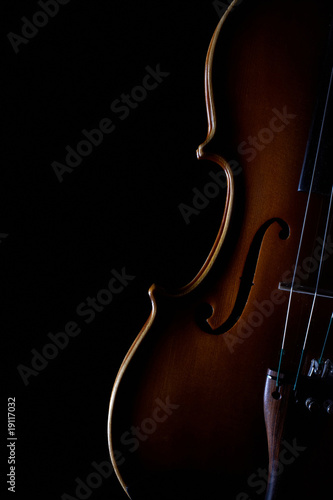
[263, 370, 292, 500]
[108, 1, 333, 498]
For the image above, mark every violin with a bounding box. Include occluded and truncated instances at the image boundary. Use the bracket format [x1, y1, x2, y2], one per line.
[108, 0, 333, 498]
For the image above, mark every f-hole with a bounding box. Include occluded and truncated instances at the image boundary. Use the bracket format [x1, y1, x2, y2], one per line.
[196, 218, 290, 334]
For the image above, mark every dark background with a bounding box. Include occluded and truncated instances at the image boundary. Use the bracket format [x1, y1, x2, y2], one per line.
[3, 1, 229, 499]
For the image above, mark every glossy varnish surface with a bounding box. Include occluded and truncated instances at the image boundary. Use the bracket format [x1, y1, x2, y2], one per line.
[108, 1, 333, 498]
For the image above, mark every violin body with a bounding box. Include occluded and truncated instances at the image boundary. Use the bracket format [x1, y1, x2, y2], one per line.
[108, 1, 333, 498]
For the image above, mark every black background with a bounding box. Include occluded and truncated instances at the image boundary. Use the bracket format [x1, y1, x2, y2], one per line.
[3, 1, 229, 499]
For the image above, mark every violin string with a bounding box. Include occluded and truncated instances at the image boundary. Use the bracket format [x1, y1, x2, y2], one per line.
[319, 312, 333, 365]
[275, 170, 317, 388]
[276, 65, 333, 388]
[293, 183, 333, 391]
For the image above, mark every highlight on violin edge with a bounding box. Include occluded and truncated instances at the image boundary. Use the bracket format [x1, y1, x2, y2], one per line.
[107, 0, 333, 498]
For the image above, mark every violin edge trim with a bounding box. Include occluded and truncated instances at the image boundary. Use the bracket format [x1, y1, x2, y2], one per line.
[198, 0, 241, 155]
[175, 0, 240, 295]
[107, 286, 158, 497]
[107, 2, 240, 493]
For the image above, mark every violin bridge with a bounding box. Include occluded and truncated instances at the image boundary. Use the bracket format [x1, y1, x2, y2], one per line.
[278, 282, 333, 299]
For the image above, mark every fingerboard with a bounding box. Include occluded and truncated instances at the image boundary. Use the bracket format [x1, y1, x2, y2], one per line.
[299, 19, 333, 196]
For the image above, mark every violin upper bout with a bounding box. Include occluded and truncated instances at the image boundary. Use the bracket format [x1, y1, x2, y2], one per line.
[172, 2, 242, 297]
